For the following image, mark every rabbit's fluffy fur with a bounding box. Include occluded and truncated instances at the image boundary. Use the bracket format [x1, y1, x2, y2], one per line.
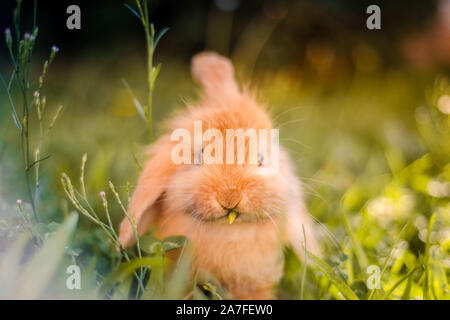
[119, 52, 319, 299]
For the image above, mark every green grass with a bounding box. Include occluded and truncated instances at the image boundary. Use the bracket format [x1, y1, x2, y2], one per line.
[0, 1, 449, 300]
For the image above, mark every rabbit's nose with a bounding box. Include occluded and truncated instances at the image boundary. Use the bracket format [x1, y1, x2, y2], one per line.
[222, 204, 237, 211]
[218, 186, 241, 210]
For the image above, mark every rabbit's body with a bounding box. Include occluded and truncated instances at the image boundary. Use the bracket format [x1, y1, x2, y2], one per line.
[155, 208, 282, 299]
[119, 52, 319, 299]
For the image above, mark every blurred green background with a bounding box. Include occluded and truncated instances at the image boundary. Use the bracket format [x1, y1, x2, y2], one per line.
[0, 0, 449, 299]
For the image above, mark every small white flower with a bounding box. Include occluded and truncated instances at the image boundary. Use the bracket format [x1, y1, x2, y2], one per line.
[99, 191, 106, 198]
[51, 45, 60, 53]
[16, 199, 22, 205]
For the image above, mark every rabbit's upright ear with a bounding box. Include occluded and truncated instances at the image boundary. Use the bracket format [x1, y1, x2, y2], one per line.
[191, 52, 239, 99]
[119, 137, 174, 249]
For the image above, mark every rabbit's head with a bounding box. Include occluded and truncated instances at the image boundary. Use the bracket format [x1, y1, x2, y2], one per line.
[119, 52, 297, 248]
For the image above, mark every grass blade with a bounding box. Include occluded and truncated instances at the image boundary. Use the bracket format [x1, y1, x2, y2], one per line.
[382, 267, 420, 300]
[153, 27, 169, 49]
[423, 213, 436, 300]
[343, 212, 368, 273]
[123, 3, 141, 20]
[307, 250, 359, 300]
[15, 213, 78, 298]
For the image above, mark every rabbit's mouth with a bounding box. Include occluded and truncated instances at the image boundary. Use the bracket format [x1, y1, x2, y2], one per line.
[203, 210, 239, 224]
[187, 208, 273, 224]
[188, 211, 236, 223]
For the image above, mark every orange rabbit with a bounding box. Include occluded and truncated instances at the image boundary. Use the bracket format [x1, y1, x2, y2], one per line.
[119, 52, 319, 299]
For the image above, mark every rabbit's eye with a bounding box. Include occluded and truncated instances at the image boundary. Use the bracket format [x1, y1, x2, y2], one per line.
[258, 152, 264, 167]
[195, 147, 204, 165]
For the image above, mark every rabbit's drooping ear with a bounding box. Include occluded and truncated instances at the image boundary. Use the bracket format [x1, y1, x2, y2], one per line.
[191, 52, 239, 99]
[118, 137, 174, 248]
